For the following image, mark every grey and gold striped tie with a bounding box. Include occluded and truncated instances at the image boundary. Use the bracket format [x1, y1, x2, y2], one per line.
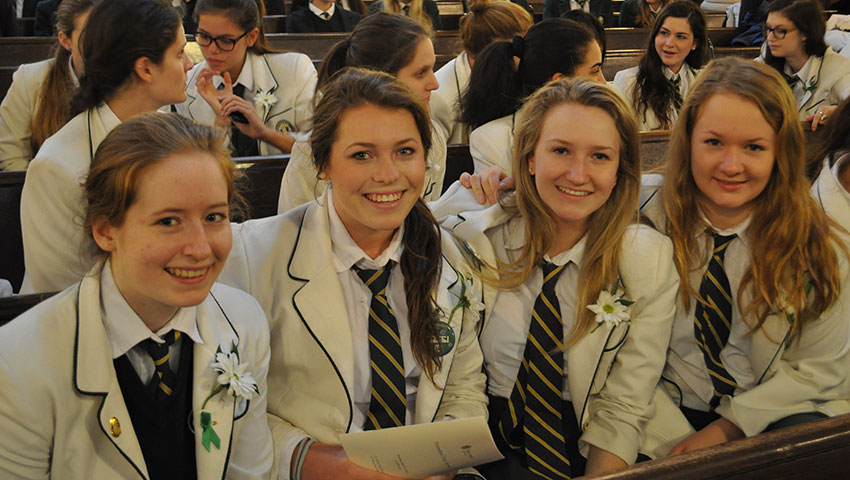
[695, 233, 738, 409]
[141, 330, 181, 402]
[671, 74, 683, 112]
[499, 262, 571, 479]
[355, 263, 407, 430]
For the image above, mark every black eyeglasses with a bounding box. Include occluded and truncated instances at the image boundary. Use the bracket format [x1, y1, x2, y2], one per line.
[195, 30, 250, 51]
[762, 25, 796, 40]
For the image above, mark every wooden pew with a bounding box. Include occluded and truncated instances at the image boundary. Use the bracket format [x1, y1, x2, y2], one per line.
[0, 170, 24, 293]
[0, 292, 56, 327]
[584, 414, 850, 480]
[15, 17, 35, 37]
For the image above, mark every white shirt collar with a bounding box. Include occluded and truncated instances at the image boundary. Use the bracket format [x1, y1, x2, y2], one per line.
[213, 58, 255, 94]
[698, 210, 753, 249]
[501, 215, 586, 267]
[784, 54, 814, 80]
[67, 55, 80, 88]
[309, 0, 336, 19]
[100, 259, 203, 359]
[326, 188, 404, 273]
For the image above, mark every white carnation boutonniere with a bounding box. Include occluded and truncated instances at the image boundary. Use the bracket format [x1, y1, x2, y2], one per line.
[253, 88, 278, 116]
[448, 275, 485, 322]
[199, 341, 259, 452]
[587, 284, 633, 332]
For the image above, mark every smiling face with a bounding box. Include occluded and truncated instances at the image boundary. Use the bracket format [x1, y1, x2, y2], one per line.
[654, 16, 696, 74]
[93, 153, 232, 326]
[529, 102, 620, 243]
[197, 12, 259, 79]
[324, 103, 426, 256]
[690, 92, 776, 229]
[395, 38, 439, 103]
[765, 12, 806, 61]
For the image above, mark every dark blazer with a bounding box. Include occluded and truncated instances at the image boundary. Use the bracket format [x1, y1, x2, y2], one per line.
[285, 3, 361, 33]
[368, 0, 443, 30]
[543, 0, 614, 27]
[1, 0, 17, 37]
[33, 0, 61, 36]
[618, 0, 656, 27]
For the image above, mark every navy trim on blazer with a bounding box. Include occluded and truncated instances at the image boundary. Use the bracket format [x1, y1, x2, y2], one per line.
[429, 257, 462, 422]
[578, 326, 618, 431]
[72, 282, 148, 480]
[286, 207, 355, 432]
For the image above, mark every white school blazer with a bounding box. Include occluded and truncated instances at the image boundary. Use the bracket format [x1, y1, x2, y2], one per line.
[178, 51, 318, 156]
[0, 59, 51, 171]
[812, 153, 850, 232]
[639, 182, 850, 458]
[430, 52, 472, 144]
[0, 269, 274, 479]
[217, 199, 488, 478]
[430, 182, 679, 464]
[468, 114, 514, 175]
[19, 102, 120, 294]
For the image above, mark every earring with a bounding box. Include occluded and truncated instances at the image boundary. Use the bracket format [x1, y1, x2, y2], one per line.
[318, 172, 328, 181]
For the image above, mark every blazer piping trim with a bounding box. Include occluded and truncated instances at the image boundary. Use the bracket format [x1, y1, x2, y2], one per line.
[640, 188, 659, 211]
[429, 256, 462, 422]
[72, 283, 148, 479]
[755, 327, 791, 384]
[602, 324, 630, 352]
[218, 400, 237, 480]
[578, 326, 617, 430]
[286, 207, 354, 432]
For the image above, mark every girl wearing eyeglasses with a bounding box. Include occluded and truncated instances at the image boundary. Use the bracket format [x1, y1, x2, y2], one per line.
[759, 0, 850, 131]
[176, 0, 318, 155]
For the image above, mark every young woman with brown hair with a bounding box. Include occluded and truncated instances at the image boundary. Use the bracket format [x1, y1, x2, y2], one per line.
[177, 0, 317, 156]
[20, 0, 194, 294]
[639, 57, 850, 456]
[0, 112, 273, 479]
[218, 67, 487, 480]
[0, 0, 98, 171]
[276, 12, 446, 213]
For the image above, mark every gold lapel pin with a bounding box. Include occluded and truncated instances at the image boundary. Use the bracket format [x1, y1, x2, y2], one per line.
[109, 417, 121, 437]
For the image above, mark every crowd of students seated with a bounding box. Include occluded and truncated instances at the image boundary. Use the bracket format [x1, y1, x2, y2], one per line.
[2, 0, 850, 479]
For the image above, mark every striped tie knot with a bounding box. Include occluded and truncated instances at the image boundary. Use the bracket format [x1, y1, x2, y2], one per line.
[671, 74, 683, 112]
[141, 330, 181, 401]
[354, 263, 406, 430]
[695, 232, 738, 409]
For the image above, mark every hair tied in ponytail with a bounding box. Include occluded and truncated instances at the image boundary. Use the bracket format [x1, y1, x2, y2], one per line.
[511, 34, 525, 59]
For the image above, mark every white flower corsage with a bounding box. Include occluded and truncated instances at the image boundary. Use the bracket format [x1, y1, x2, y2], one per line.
[253, 88, 278, 115]
[199, 341, 259, 452]
[587, 284, 633, 331]
[448, 275, 485, 322]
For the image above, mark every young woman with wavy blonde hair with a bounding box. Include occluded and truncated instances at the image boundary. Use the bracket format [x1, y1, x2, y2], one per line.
[432, 77, 678, 477]
[367, 0, 443, 32]
[639, 56, 850, 456]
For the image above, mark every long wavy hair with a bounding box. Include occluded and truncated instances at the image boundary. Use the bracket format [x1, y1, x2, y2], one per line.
[807, 96, 850, 181]
[31, 0, 100, 154]
[379, 0, 434, 33]
[636, 0, 672, 27]
[662, 57, 844, 339]
[459, 0, 532, 60]
[310, 67, 444, 382]
[495, 77, 641, 344]
[633, 1, 708, 130]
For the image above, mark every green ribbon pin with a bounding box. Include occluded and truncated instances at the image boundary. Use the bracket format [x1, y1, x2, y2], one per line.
[200, 411, 221, 452]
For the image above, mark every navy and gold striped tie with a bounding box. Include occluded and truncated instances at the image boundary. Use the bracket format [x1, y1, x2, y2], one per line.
[671, 75, 683, 112]
[355, 264, 407, 430]
[141, 330, 181, 402]
[499, 262, 571, 480]
[694, 233, 738, 409]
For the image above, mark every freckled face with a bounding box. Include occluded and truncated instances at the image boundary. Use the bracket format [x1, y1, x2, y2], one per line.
[95, 153, 232, 323]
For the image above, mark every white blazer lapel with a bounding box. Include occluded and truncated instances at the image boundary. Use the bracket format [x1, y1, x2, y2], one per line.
[414, 260, 462, 423]
[251, 53, 280, 125]
[814, 159, 850, 229]
[192, 296, 240, 480]
[74, 275, 150, 479]
[288, 203, 357, 391]
[566, 321, 627, 424]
